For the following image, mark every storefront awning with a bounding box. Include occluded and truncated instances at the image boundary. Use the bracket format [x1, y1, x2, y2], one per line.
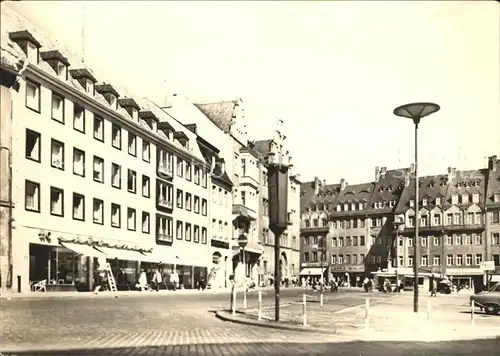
[299, 268, 326, 276]
[95, 246, 148, 261]
[60, 242, 107, 258]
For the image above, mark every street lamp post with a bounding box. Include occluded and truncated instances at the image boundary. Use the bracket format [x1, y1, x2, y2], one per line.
[267, 144, 291, 322]
[394, 102, 440, 313]
[238, 234, 248, 309]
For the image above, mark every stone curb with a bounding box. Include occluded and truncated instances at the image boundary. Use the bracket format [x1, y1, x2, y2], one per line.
[0, 287, 277, 301]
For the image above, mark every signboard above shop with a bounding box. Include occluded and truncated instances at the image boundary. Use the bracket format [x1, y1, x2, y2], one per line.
[480, 261, 495, 271]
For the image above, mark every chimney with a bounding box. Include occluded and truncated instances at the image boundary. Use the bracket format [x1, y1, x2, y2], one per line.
[380, 167, 387, 178]
[489, 155, 499, 172]
[314, 176, 320, 195]
[404, 171, 410, 187]
[375, 166, 380, 182]
[340, 178, 347, 190]
[447, 167, 456, 182]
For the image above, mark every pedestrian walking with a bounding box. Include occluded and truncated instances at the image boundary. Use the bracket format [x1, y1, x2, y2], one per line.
[170, 269, 179, 291]
[137, 269, 148, 292]
[152, 268, 162, 292]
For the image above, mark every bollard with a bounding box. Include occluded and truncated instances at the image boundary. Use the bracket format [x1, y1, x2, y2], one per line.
[427, 300, 431, 322]
[365, 297, 370, 329]
[258, 290, 262, 321]
[471, 300, 475, 326]
[232, 287, 237, 316]
[320, 292, 324, 308]
[303, 293, 307, 326]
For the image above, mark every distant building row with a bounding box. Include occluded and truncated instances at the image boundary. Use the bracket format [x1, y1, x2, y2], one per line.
[300, 157, 500, 289]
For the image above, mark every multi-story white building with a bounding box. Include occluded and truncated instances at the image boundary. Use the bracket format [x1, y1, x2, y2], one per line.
[0, 6, 216, 292]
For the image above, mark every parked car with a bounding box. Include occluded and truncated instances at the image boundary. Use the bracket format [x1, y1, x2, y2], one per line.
[470, 282, 500, 315]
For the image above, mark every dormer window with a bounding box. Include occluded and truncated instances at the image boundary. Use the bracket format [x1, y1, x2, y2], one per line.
[461, 194, 469, 204]
[70, 69, 97, 95]
[27, 42, 38, 62]
[343, 203, 348, 211]
[389, 200, 395, 208]
[351, 203, 356, 211]
[336, 205, 341, 212]
[451, 194, 458, 205]
[494, 194, 500, 203]
[422, 199, 428, 206]
[9, 30, 41, 64]
[131, 108, 138, 120]
[435, 197, 441, 205]
[109, 94, 117, 109]
[358, 202, 363, 210]
[173, 131, 189, 149]
[409, 199, 415, 207]
[472, 193, 479, 204]
[56, 62, 67, 80]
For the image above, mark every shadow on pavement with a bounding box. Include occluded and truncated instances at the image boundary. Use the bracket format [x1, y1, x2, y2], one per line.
[5, 339, 500, 356]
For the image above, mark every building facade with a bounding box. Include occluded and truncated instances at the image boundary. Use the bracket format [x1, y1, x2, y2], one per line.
[301, 157, 500, 289]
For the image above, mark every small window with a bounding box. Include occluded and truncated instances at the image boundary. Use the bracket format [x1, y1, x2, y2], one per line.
[194, 167, 200, 185]
[194, 225, 200, 243]
[194, 196, 200, 214]
[142, 175, 150, 197]
[128, 169, 137, 193]
[111, 203, 121, 228]
[25, 80, 40, 112]
[25, 180, 40, 212]
[93, 156, 104, 183]
[27, 42, 38, 62]
[186, 163, 192, 181]
[56, 62, 67, 80]
[176, 189, 183, 208]
[201, 170, 207, 188]
[185, 223, 192, 241]
[50, 187, 64, 217]
[176, 220, 183, 240]
[112, 124, 121, 149]
[185, 193, 192, 211]
[25, 129, 41, 162]
[50, 139, 65, 170]
[73, 148, 85, 177]
[51, 92, 65, 123]
[128, 133, 137, 156]
[142, 212, 150, 233]
[201, 227, 207, 244]
[85, 79, 94, 94]
[111, 163, 121, 189]
[177, 159, 184, 177]
[93, 116, 104, 141]
[201, 199, 207, 216]
[73, 105, 85, 133]
[72, 193, 85, 221]
[93, 198, 104, 225]
[142, 141, 150, 162]
[109, 94, 117, 109]
[127, 208, 136, 231]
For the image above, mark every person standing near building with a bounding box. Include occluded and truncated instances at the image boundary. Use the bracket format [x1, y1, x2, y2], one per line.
[170, 269, 179, 291]
[152, 268, 162, 292]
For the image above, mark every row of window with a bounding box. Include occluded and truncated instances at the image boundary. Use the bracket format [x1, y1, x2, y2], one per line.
[403, 234, 487, 247]
[26, 83, 209, 189]
[25, 180, 208, 244]
[211, 185, 230, 207]
[211, 219, 230, 241]
[25, 180, 150, 232]
[175, 189, 208, 215]
[404, 254, 484, 267]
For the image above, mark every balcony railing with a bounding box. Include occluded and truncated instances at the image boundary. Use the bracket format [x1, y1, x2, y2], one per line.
[158, 163, 173, 178]
[158, 198, 173, 209]
[157, 233, 173, 243]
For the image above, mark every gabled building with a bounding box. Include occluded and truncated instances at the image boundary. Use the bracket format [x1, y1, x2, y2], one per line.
[485, 155, 500, 280]
[299, 177, 340, 282]
[329, 179, 376, 284]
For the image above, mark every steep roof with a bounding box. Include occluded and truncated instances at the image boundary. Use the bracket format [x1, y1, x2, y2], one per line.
[253, 139, 272, 158]
[194, 100, 237, 134]
[446, 169, 487, 209]
[330, 182, 376, 218]
[486, 156, 500, 209]
[369, 168, 408, 214]
[394, 174, 449, 214]
[300, 181, 341, 214]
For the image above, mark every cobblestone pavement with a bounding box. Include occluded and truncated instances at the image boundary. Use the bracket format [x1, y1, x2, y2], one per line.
[3, 338, 500, 355]
[0, 288, 374, 353]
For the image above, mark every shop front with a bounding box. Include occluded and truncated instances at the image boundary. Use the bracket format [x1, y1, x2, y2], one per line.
[29, 241, 107, 292]
[299, 267, 327, 284]
[330, 265, 365, 287]
[445, 268, 484, 292]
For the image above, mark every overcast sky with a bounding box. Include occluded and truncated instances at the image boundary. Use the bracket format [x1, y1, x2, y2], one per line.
[7, 1, 499, 184]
